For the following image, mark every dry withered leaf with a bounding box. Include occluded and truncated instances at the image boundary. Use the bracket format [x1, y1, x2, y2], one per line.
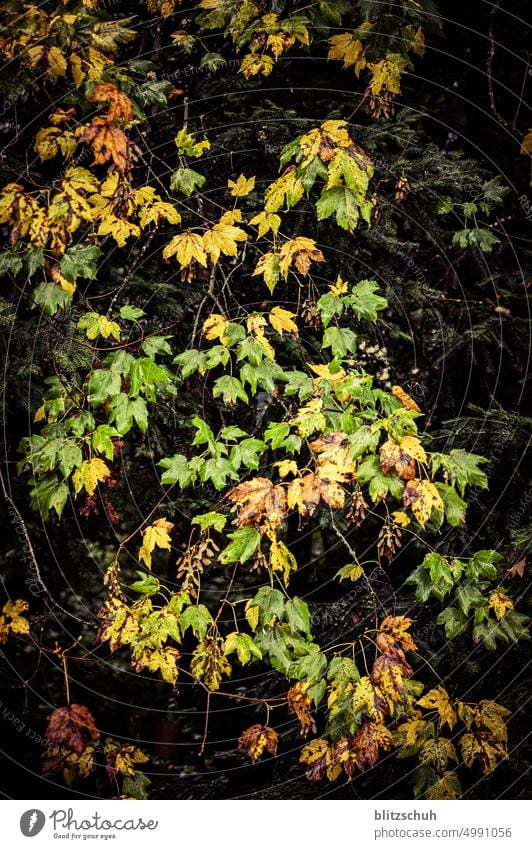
[45, 704, 100, 755]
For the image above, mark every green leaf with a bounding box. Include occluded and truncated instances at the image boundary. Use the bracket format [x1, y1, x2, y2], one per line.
[129, 358, 170, 399]
[436, 607, 468, 639]
[141, 336, 172, 358]
[316, 293, 345, 328]
[466, 549, 502, 581]
[59, 245, 101, 283]
[406, 566, 435, 603]
[220, 426, 248, 441]
[191, 416, 216, 453]
[122, 771, 151, 800]
[129, 571, 161, 597]
[357, 454, 404, 501]
[174, 349, 207, 378]
[431, 449, 488, 496]
[199, 52, 227, 72]
[327, 655, 360, 684]
[25, 249, 45, 278]
[230, 437, 266, 471]
[347, 425, 380, 459]
[179, 604, 213, 638]
[213, 375, 249, 406]
[435, 483, 467, 526]
[252, 586, 285, 625]
[158, 454, 196, 487]
[316, 185, 361, 232]
[455, 583, 485, 615]
[285, 597, 311, 638]
[0, 251, 23, 277]
[219, 526, 260, 564]
[32, 282, 71, 315]
[289, 650, 327, 684]
[87, 370, 122, 407]
[421, 552, 455, 601]
[348, 279, 387, 321]
[170, 167, 206, 197]
[135, 79, 172, 108]
[200, 456, 238, 490]
[108, 393, 148, 434]
[322, 326, 357, 358]
[224, 632, 262, 665]
[119, 305, 145, 320]
[264, 422, 290, 449]
[191, 511, 227, 532]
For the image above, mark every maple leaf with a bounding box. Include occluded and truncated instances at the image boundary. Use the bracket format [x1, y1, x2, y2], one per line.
[163, 232, 207, 268]
[378, 616, 417, 654]
[88, 83, 133, 124]
[488, 590, 513, 620]
[279, 236, 324, 279]
[396, 714, 431, 747]
[264, 166, 304, 213]
[202, 313, 230, 344]
[104, 738, 149, 780]
[426, 770, 461, 800]
[289, 397, 326, 439]
[138, 201, 181, 228]
[371, 654, 408, 712]
[249, 210, 281, 238]
[417, 686, 457, 731]
[300, 738, 341, 781]
[227, 174, 255, 196]
[34, 127, 77, 162]
[328, 33, 366, 76]
[351, 721, 393, 770]
[419, 737, 458, 771]
[228, 477, 287, 528]
[240, 53, 275, 78]
[0, 599, 30, 643]
[138, 517, 174, 569]
[403, 478, 444, 526]
[202, 218, 248, 264]
[45, 705, 100, 755]
[287, 682, 317, 737]
[351, 676, 387, 721]
[79, 118, 129, 174]
[252, 251, 280, 293]
[132, 645, 180, 684]
[72, 458, 111, 496]
[268, 306, 298, 335]
[460, 731, 508, 775]
[246, 314, 276, 359]
[190, 637, 231, 691]
[238, 724, 278, 763]
[98, 214, 141, 249]
[78, 312, 121, 341]
[368, 54, 411, 96]
[474, 700, 510, 741]
[28, 45, 67, 81]
[379, 436, 426, 480]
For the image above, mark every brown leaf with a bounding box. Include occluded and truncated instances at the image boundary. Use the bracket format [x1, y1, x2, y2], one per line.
[507, 556, 526, 579]
[88, 83, 133, 124]
[228, 477, 287, 528]
[238, 724, 278, 763]
[378, 615, 417, 653]
[45, 704, 100, 755]
[350, 720, 393, 770]
[79, 118, 129, 174]
[287, 682, 317, 737]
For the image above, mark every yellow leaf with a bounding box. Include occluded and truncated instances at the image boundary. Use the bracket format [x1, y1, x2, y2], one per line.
[246, 314, 275, 359]
[403, 478, 444, 525]
[392, 510, 410, 527]
[238, 724, 278, 762]
[227, 174, 255, 197]
[488, 590, 513, 620]
[300, 738, 341, 782]
[391, 384, 421, 412]
[202, 220, 248, 264]
[460, 731, 508, 775]
[309, 363, 347, 386]
[368, 54, 411, 96]
[419, 737, 458, 770]
[34, 404, 46, 423]
[417, 686, 457, 731]
[268, 306, 298, 335]
[399, 435, 427, 464]
[278, 236, 324, 279]
[269, 535, 298, 584]
[138, 201, 181, 228]
[252, 251, 280, 294]
[138, 517, 174, 569]
[72, 458, 111, 496]
[249, 210, 281, 238]
[97, 215, 140, 248]
[162, 231, 207, 267]
[426, 770, 461, 800]
[328, 33, 366, 76]
[264, 167, 304, 213]
[329, 275, 348, 295]
[245, 599, 259, 631]
[202, 313, 230, 344]
[0, 599, 30, 643]
[240, 54, 275, 78]
[275, 459, 298, 478]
